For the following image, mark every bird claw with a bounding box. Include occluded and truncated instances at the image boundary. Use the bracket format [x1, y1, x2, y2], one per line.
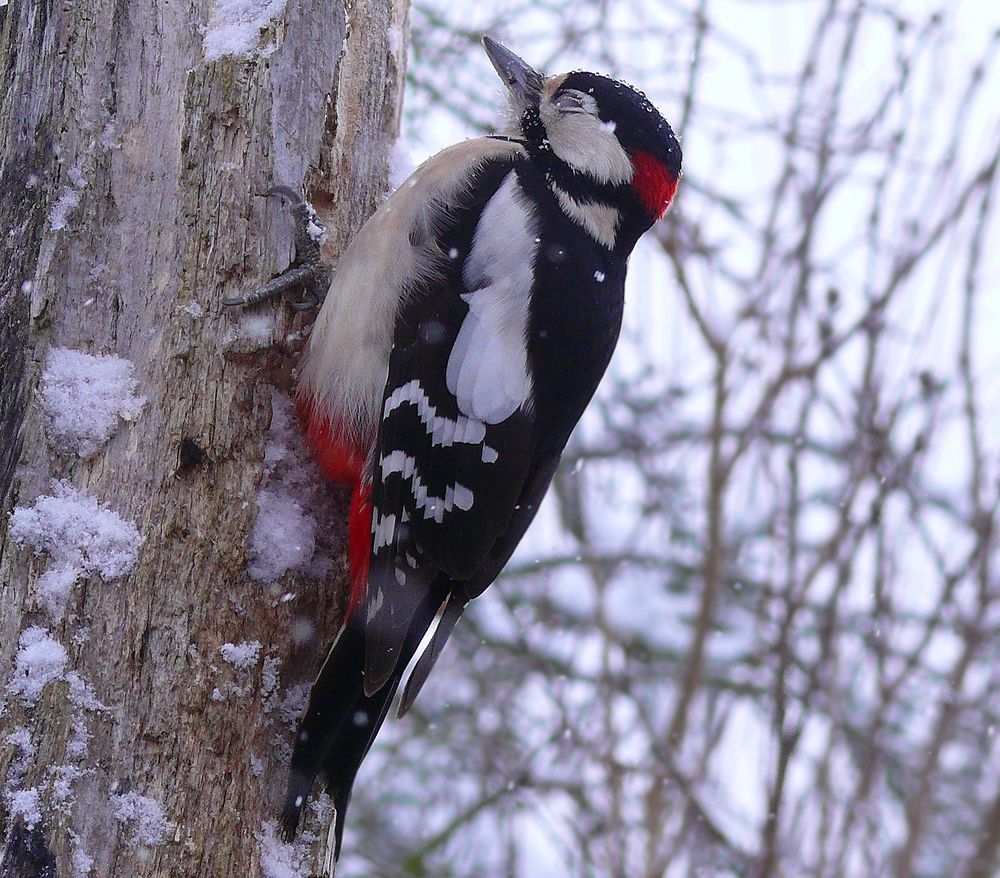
[223, 186, 332, 309]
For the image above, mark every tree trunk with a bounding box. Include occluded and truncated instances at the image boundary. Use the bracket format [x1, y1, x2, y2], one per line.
[0, 0, 407, 874]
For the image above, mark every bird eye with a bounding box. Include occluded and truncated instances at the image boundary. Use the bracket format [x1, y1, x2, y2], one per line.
[554, 90, 590, 113]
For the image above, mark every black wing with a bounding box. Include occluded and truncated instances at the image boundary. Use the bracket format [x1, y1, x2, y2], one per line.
[361, 157, 544, 694]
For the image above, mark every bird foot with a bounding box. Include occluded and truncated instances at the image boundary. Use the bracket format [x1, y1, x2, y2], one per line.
[223, 186, 332, 310]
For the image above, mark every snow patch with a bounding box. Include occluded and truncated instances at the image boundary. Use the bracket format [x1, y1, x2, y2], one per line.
[71, 833, 94, 877]
[8, 788, 42, 829]
[387, 25, 402, 55]
[389, 137, 414, 191]
[248, 492, 316, 583]
[257, 794, 333, 878]
[204, 0, 287, 62]
[4, 727, 35, 790]
[304, 203, 327, 246]
[49, 188, 81, 231]
[243, 313, 276, 344]
[6, 627, 67, 705]
[111, 792, 173, 846]
[220, 640, 262, 671]
[247, 390, 339, 583]
[10, 482, 143, 621]
[278, 683, 309, 730]
[51, 764, 84, 806]
[261, 655, 281, 708]
[41, 347, 146, 457]
[67, 166, 87, 189]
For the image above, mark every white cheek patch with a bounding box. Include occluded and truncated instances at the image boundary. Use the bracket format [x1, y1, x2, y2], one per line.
[540, 103, 633, 186]
[446, 172, 537, 424]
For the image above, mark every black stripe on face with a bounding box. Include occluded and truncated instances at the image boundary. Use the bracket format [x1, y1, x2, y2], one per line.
[520, 106, 632, 207]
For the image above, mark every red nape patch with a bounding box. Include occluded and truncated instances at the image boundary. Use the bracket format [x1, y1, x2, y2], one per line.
[631, 150, 679, 221]
[295, 394, 367, 487]
[347, 482, 373, 618]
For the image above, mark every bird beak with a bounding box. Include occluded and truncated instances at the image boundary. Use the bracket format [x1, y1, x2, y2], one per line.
[482, 36, 543, 109]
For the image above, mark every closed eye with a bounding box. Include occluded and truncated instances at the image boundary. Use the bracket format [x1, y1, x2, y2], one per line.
[554, 89, 596, 115]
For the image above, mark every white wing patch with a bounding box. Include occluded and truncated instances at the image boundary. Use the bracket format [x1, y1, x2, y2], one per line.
[446, 172, 537, 424]
[297, 137, 527, 438]
[380, 450, 475, 524]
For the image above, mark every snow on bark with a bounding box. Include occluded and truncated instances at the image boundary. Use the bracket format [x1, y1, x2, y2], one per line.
[247, 390, 339, 583]
[4, 726, 35, 786]
[203, 0, 288, 62]
[6, 627, 67, 706]
[110, 792, 174, 846]
[48, 189, 81, 231]
[0, 0, 405, 869]
[7, 788, 42, 830]
[220, 640, 263, 671]
[70, 833, 94, 878]
[257, 794, 333, 878]
[9, 482, 144, 621]
[41, 347, 146, 457]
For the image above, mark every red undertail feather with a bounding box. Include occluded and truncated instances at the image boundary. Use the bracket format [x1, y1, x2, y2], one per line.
[631, 150, 679, 221]
[347, 482, 372, 618]
[295, 394, 372, 618]
[295, 395, 368, 486]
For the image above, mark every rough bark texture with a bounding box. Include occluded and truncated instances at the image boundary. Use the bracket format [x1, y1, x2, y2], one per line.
[0, 0, 407, 874]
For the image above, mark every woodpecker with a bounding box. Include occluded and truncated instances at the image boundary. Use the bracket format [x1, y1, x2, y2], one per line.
[280, 37, 681, 856]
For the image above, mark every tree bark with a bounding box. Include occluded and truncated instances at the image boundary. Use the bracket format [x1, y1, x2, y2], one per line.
[0, 0, 407, 874]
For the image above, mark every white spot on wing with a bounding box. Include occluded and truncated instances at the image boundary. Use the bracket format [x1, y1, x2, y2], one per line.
[452, 485, 474, 511]
[482, 445, 498, 463]
[380, 450, 475, 523]
[367, 585, 384, 623]
[384, 379, 486, 446]
[372, 513, 397, 550]
[447, 173, 536, 423]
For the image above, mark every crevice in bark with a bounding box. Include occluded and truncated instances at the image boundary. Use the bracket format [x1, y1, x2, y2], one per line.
[0, 820, 57, 878]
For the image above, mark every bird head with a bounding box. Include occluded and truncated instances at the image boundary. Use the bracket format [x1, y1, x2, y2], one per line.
[483, 37, 681, 235]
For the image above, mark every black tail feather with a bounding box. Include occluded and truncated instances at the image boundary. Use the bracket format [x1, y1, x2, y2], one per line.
[322, 672, 402, 860]
[281, 617, 365, 839]
[282, 581, 448, 853]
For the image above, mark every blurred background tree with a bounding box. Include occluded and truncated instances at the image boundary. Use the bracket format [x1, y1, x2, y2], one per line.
[344, 2, 1000, 877]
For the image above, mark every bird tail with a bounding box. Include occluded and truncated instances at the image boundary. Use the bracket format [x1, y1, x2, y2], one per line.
[281, 582, 447, 856]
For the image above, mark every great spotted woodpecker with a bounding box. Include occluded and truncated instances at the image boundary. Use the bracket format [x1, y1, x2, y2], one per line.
[278, 37, 681, 855]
